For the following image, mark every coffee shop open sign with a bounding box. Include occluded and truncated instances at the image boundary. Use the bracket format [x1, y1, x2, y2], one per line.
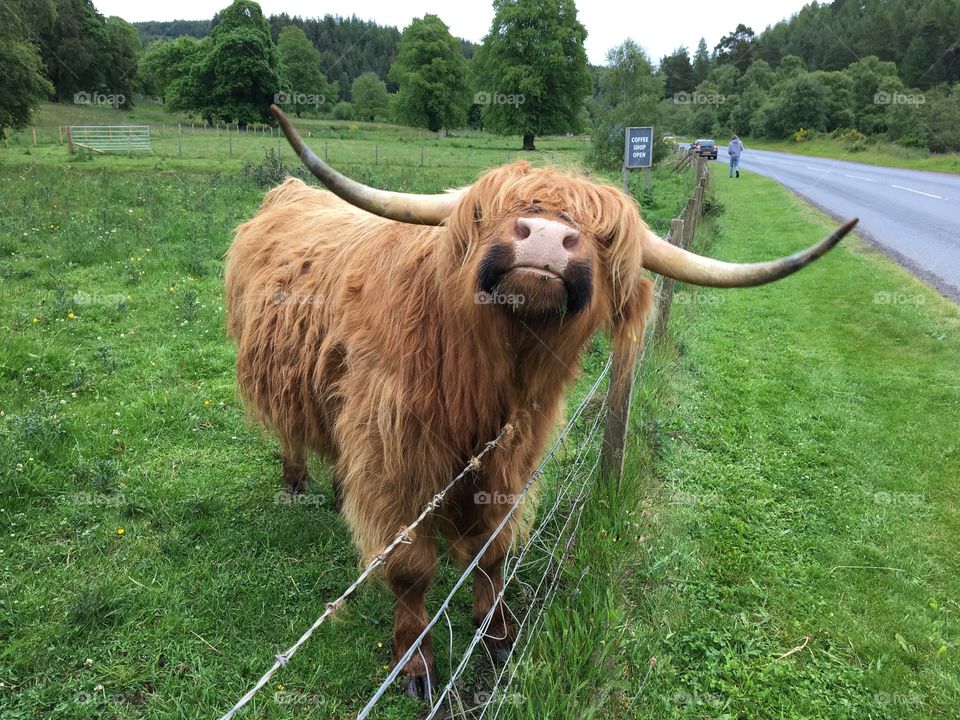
[625, 127, 653, 168]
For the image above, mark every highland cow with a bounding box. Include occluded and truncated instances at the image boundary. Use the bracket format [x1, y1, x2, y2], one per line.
[224, 105, 856, 698]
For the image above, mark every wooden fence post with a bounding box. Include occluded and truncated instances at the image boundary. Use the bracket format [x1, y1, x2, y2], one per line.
[66, 126, 74, 154]
[601, 333, 641, 485]
[652, 217, 686, 345]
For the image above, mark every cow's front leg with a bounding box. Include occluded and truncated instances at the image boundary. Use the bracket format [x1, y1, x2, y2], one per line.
[281, 448, 311, 495]
[385, 533, 438, 700]
[469, 519, 515, 664]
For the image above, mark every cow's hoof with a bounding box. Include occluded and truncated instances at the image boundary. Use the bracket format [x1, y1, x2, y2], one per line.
[403, 669, 438, 701]
[282, 465, 311, 495]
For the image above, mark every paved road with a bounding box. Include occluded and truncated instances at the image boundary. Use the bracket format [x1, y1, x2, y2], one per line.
[702, 145, 960, 301]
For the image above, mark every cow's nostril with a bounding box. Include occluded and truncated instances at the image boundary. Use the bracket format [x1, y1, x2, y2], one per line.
[562, 232, 580, 250]
[515, 220, 531, 240]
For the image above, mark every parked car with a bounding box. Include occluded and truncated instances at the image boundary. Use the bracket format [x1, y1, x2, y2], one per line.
[693, 139, 718, 160]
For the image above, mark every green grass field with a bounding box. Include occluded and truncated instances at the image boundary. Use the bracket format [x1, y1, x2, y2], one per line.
[2, 102, 958, 719]
[741, 136, 960, 175]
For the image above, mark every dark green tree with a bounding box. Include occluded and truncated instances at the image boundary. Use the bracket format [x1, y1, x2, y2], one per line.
[193, 0, 282, 125]
[660, 48, 695, 98]
[388, 14, 469, 132]
[0, 0, 55, 135]
[924, 83, 960, 151]
[277, 25, 336, 115]
[692, 38, 711, 85]
[103, 17, 141, 107]
[589, 40, 664, 170]
[138, 36, 203, 103]
[714, 24, 756, 72]
[473, 0, 592, 150]
[38, 0, 109, 102]
[351, 72, 389, 121]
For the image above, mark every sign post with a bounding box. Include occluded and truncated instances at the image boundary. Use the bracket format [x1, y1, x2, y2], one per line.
[623, 126, 653, 192]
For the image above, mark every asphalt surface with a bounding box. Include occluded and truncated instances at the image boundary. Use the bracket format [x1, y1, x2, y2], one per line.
[701, 144, 960, 301]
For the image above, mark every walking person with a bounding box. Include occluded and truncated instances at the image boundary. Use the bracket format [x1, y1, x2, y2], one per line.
[729, 134, 744, 178]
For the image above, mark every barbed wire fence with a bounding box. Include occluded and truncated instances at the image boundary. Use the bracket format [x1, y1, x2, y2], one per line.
[217, 158, 709, 720]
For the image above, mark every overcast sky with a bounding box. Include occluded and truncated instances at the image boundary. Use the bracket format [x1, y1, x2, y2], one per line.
[99, 0, 812, 65]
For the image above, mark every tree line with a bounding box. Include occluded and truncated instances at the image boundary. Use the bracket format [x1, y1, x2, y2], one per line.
[656, 0, 960, 153]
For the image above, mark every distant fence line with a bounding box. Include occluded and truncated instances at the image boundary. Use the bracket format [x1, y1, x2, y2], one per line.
[6, 122, 586, 167]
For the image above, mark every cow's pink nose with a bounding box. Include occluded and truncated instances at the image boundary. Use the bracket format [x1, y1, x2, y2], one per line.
[513, 217, 580, 274]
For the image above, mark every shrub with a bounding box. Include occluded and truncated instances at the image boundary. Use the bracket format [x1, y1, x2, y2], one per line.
[332, 101, 355, 120]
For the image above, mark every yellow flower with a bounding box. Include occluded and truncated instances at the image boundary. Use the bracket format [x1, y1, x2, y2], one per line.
[116, 528, 125, 535]
[376, 642, 383, 648]
[204, 399, 211, 406]
[32, 317, 38, 323]
[68, 312, 75, 319]
[276, 683, 285, 691]
[168, 287, 175, 293]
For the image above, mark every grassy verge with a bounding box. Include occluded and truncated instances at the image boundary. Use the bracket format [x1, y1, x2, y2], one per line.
[508, 169, 960, 718]
[742, 136, 960, 174]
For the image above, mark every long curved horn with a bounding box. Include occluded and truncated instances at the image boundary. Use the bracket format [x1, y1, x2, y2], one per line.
[271, 104, 462, 225]
[642, 218, 858, 287]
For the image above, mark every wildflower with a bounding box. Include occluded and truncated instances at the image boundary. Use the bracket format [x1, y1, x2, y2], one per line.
[68, 311, 75, 319]
[32, 317, 38, 324]
[116, 528, 124, 536]
[204, 399, 211, 406]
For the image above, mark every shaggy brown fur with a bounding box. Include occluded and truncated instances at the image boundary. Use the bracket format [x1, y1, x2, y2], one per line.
[225, 161, 654, 695]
